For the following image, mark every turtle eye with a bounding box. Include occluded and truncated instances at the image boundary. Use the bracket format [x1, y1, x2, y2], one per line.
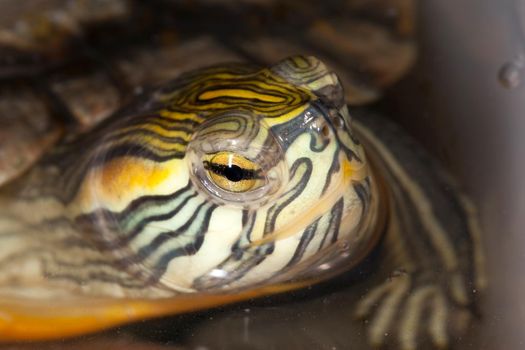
[203, 152, 265, 193]
[186, 110, 288, 207]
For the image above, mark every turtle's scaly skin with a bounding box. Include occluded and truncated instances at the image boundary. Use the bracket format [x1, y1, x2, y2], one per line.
[0, 56, 485, 350]
[0, 55, 379, 337]
[0, 1, 486, 349]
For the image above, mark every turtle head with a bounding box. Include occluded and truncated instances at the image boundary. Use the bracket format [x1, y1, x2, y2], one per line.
[42, 56, 375, 293]
[0, 56, 379, 339]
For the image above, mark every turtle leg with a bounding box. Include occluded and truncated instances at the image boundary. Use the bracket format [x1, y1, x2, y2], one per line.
[352, 113, 486, 349]
[355, 270, 473, 349]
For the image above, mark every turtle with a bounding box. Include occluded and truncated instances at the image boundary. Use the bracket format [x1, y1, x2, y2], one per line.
[0, 1, 486, 349]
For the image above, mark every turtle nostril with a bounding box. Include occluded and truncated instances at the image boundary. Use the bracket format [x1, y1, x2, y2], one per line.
[333, 114, 345, 128]
[321, 124, 330, 137]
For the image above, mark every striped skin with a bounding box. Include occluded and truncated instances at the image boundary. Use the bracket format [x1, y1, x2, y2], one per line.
[0, 56, 484, 349]
[0, 56, 379, 339]
[352, 113, 486, 350]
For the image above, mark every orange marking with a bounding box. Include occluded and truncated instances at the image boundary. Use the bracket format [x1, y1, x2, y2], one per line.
[100, 158, 171, 191]
[343, 158, 368, 182]
[72, 157, 184, 213]
[0, 281, 312, 341]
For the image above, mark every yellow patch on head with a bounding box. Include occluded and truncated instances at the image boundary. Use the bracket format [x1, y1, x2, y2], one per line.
[100, 157, 171, 193]
[71, 157, 188, 214]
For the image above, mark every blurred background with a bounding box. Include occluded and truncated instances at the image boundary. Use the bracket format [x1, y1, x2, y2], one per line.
[387, 1, 525, 348]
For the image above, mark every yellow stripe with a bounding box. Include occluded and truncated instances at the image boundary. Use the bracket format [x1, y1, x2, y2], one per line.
[204, 72, 247, 80]
[294, 56, 310, 69]
[263, 104, 309, 126]
[159, 110, 204, 123]
[198, 89, 286, 103]
[179, 101, 302, 115]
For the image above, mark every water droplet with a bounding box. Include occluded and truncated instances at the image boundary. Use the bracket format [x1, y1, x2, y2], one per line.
[499, 60, 524, 89]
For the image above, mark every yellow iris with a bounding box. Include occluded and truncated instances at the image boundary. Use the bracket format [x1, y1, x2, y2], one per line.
[203, 152, 264, 193]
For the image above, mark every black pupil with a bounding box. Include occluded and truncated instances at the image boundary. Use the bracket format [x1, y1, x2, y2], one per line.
[205, 161, 257, 182]
[222, 164, 244, 182]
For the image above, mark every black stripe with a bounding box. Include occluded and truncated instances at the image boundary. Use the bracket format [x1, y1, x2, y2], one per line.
[117, 181, 193, 222]
[192, 243, 275, 291]
[118, 192, 199, 246]
[321, 145, 342, 194]
[286, 219, 319, 267]
[317, 198, 344, 250]
[93, 141, 187, 163]
[355, 112, 477, 304]
[135, 201, 210, 261]
[150, 204, 218, 279]
[263, 157, 313, 235]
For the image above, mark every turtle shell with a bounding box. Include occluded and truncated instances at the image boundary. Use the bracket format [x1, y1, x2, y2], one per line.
[0, 0, 415, 187]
